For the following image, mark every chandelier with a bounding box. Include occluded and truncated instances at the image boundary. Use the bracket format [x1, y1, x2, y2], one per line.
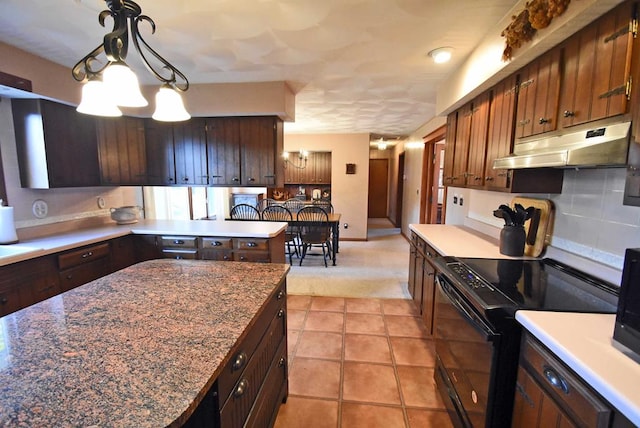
[72, 0, 190, 121]
[283, 150, 308, 169]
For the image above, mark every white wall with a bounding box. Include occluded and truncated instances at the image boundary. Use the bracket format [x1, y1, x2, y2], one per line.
[284, 133, 370, 240]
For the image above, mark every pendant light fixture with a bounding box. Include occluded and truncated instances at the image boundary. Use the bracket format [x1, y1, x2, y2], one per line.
[72, 0, 190, 121]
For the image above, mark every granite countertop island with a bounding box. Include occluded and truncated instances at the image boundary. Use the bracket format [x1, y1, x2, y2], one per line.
[516, 311, 640, 426]
[0, 259, 290, 427]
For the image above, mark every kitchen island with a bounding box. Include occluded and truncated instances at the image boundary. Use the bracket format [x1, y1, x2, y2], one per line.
[0, 259, 290, 427]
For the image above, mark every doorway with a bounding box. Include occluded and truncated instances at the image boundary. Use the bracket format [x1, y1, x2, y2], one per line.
[395, 153, 405, 228]
[368, 158, 389, 218]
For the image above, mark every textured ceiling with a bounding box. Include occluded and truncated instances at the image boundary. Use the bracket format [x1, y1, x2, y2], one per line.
[0, 0, 519, 135]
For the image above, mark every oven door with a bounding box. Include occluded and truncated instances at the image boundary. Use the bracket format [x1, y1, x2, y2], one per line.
[434, 274, 501, 428]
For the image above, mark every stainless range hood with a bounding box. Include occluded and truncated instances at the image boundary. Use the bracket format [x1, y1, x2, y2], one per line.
[493, 120, 631, 169]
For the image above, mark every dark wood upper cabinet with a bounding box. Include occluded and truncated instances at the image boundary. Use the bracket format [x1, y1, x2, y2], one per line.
[96, 116, 147, 185]
[144, 119, 176, 185]
[485, 75, 518, 190]
[560, 1, 634, 127]
[284, 151, 331, 185]
[206, 116, 283, 187]
[467, 92, 490, 187]
[515, 47, 561, 138]
[206, 117, 242, 185]
[443, 111, 457, 186]
[239, 116, 282, 187]
[173, 118, 208, 185]
[12, 99, 100, 188]
[451, 102, 472, 186]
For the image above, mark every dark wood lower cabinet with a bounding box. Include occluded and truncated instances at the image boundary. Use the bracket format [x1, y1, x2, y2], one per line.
[408, 231, 438, 335]
[513, 333, 619, 428]
[184, 281, 288, 428]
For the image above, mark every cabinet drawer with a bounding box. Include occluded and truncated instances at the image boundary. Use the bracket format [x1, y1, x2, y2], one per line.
[0, 286, 23, 317]
[235, 251, 270, 263]
[200, 249, 233, 261]
[59, 258, 111, 292]
[58, 243, 110, 270]
[217, 283, 286, 404]
[234, 238, 269, 252]
[220, 309, 286, 427]
[201, 237, 233, 249]
[161, 249, 198, 260]
[521, 334, 611, 427]
[160, 236, 198, 248]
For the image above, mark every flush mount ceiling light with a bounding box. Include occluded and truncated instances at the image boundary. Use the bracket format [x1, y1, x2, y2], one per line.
[72, 0, 190, 121]
[377, 138, 388, 150]
[428, 47, 453, 64]
[283, 150, 309, 169]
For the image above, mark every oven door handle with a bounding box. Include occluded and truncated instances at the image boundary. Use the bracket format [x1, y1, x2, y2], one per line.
[436, 274, 499, 340]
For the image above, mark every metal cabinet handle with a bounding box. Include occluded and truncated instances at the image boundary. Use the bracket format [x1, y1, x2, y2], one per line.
[81, 251, 93, 258]
[168, 177, 174, 182]
[0, 297, 7, 304]
[563, 110, 575, 118]
[543, 366, 569, 394]
[223, 255, 230, 261]
[173, 240, 185, 245]
[211, 175, 222, 178]
[234, 379, 248, 397]
[232, 352, 247, 371]
[239, 256, 247, 261]
[247, 242, 257, 248]
[183, 177, 189, 182]
[277, 290, 285, 300]
[232, 177, 240, 182]
[538, 117, 550, 125]
[485, 177, 494, 181]
[278, 309, 285, 318]
[211, 241, 222, 247]
[247, 177, 256, 182]
[278, 357, 286, 367]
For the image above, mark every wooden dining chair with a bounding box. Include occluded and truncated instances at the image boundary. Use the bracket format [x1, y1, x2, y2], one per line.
[230, 204, 260, 220]
[283, 198, 304, 214]
[296, 206, 331, 267]
[262, 205, 298, 264]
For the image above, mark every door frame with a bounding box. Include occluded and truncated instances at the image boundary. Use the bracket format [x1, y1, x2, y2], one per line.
[395, 152, 405, 228]
[420, 125, 447, 224]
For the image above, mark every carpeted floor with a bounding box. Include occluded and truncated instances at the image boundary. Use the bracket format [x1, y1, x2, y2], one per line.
[287, 219, 411, 299]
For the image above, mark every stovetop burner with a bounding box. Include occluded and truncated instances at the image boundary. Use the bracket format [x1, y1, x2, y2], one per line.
[441, 257, 619, 316]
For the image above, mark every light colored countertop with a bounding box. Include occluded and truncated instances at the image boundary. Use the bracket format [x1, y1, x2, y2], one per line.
[516, 311, 640, 426]
[0, 259, 290, 427]
[409, 224, 522, 259]
[0, 219, 288, 266]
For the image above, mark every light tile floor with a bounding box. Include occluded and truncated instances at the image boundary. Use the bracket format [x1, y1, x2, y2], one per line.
[274, 295, 453, 428]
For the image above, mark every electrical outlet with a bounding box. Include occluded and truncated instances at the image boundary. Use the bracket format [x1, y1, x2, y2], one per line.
[459, 197, 464, 206]
[453, 196, 458, 204]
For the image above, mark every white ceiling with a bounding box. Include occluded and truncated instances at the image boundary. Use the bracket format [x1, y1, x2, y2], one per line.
[0, 0, 519, 136]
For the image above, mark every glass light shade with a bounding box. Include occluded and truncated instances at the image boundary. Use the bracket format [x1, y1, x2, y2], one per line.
[152, 86, 191, 122]
[76, 79, 122, 117]
[103, 62, 149, 107]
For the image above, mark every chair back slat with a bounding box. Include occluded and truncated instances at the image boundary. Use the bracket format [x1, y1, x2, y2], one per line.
[230, 204, 261, 220]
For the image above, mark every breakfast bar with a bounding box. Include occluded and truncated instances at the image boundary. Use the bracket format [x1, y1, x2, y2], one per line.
[0, 259, 290, 427]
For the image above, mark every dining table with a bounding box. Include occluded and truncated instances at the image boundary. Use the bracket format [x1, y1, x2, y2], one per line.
[226, 213, 341, 265]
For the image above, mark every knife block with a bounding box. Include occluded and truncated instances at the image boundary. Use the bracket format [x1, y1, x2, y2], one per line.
[500, 225, 525, 256]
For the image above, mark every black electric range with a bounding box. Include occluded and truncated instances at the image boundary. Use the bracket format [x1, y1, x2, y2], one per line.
[432, 257, 619, 428]
[437, 257, 619, 326]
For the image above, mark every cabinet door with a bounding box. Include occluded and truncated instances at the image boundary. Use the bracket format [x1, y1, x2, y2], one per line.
[144, 120, 176, 185]
[452, 103, 472, 186]
[314, 152, 332, 184]
[206, 118, 241, 185]
[408, 239, 417, 299]
[591, 2, 633, 121]
[466, 92, 490, 187]
[0, 255, 60, 316]
[173, 118, 208, 185]
[443, 112, 457, 186]
[421, 259, 436, 335]
[13, 99, 101, 188]
[110, 235, 138, 272]
[516, 48, 561, 137]
[485, 75, 518, 190]
[96, 116, 147, 185]
[240, 117, 280, 186]
[41, 101, 101, 187]
[512, 367, 577, 428]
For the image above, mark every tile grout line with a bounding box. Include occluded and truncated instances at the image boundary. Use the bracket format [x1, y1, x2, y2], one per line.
[383, 302, 412, 428]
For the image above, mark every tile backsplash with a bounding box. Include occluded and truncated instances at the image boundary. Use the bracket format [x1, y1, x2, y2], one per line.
[447, 168, 640, 278]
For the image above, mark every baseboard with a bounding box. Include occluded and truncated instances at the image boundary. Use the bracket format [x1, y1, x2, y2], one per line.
[340, 238, 367, 242]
